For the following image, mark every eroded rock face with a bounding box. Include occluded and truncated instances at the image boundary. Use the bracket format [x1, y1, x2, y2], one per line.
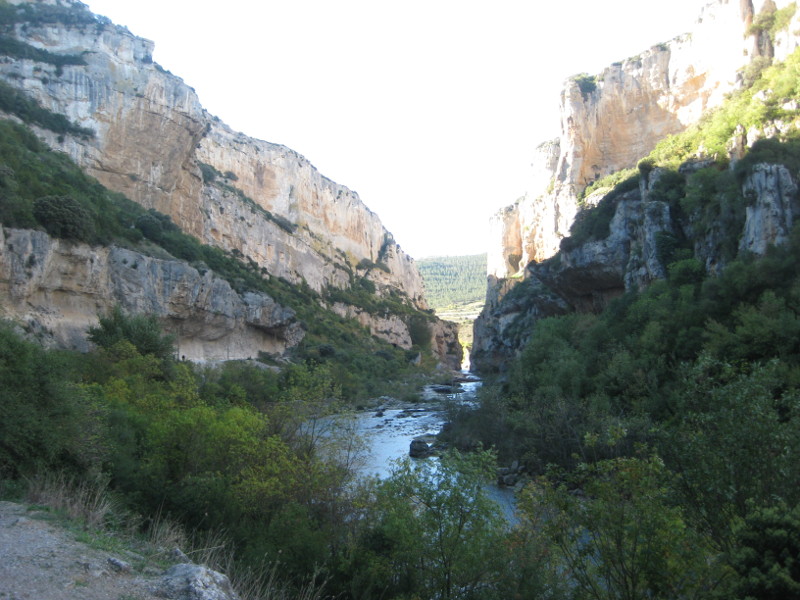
[473, 0, 800, 372]
[0, 0, 463, 364]
[493, 0, 793, 273]
[0, 228, 303, 361]
[740, 163, 800, 254]
[431, 319, 463, 371]
[0, 5, 426, 303]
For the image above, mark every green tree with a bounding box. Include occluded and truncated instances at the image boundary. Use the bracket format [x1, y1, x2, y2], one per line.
[88, 305, 175, 361]
[0, 322, 96, 476]
[33, 194, 94, 242]
[523, 456, 720, 600]
[662, 358, 800, 550]
[356, 450, 508, 600]
[730, 502, 800, 600]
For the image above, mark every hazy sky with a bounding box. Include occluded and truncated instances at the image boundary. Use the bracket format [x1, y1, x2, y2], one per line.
[85, 0, 703, 259]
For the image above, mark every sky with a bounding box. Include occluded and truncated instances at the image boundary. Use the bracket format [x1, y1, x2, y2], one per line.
[85, 0, 704, 259]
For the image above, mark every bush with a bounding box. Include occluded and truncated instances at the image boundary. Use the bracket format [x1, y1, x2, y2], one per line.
[407, 315, 431, 348]
[735, 137, 800, 182]
[198, 162, 220, 184]
[573, 73, 597, 99]
[33, 195, 94, 241]
[0, 322, 94, 477]
[88, 305, 175, 361]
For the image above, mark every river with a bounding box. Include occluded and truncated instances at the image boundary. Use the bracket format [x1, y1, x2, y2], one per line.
[349, 376, 518, 520]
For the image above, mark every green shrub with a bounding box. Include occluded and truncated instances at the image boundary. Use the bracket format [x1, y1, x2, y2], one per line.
[735, 137, 800, 181]
[579, 167, 638, 203]
[33, 195, 94, 241]
[88, 305, 175, 361]
[0, 322, 95, 477]
[748, 2, 797, 42]
[407, 315, 431, 348]
[198, 162, 220, 184]
[573, 73, 597, 99]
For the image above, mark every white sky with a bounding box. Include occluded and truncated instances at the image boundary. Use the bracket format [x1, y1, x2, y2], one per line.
[85, 0, 704, 259]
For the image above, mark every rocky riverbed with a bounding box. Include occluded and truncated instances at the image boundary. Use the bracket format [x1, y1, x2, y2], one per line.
[350, 377, 518, 519]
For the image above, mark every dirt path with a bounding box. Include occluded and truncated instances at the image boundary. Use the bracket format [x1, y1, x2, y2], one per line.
[0, 500, 166, 600]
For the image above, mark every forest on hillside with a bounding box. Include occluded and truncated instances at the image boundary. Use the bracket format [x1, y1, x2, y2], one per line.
[417, 253, 486, 310]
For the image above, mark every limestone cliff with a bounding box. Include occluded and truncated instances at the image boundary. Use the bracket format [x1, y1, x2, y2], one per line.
[472, 160, 800, 372]
[0, 228, 303, 361]
[0, 0, 426, 303]
[474, 0, 800, 372]
[489, 0, 800, 280]
[0, 0, 460, 366]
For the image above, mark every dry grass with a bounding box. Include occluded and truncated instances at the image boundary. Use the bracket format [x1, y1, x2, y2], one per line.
[24, 472, 117, 529]
[224, 561, 330, 600]
[145, 505, 189, 554]
[22, 472, 331, 600]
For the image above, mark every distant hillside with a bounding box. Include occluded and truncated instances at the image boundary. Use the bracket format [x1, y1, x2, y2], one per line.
[418, 254, 487, 310]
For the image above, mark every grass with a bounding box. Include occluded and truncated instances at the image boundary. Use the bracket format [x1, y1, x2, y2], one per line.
[25, 472, 117, 529]
[10, 472, 332, 599]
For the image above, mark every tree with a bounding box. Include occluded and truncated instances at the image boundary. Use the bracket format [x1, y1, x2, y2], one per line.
[523, 456, 720, 600]
[731, 502, 800, 600]
[88, 305, 175, 361]
[663, 358, 800, 550]
[0, 322, 95, 476]
[357, 450, 509, 600]
[33, 195, 94, 242]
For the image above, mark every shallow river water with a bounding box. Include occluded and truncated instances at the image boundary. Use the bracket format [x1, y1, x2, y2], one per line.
[351, 378, 517, 520]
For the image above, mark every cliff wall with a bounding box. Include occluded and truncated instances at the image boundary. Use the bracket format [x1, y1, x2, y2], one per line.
[0, 228, 303, 361]
[490, 0, 800, 279]
[0, 0, 426, 304]
[474, 0, 800, 373]
[0, 0, 461, 366]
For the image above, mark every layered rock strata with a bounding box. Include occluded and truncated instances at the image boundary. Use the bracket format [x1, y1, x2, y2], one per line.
[0, 228, 303, 361]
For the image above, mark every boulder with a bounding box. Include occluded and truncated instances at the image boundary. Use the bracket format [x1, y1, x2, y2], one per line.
[409, 438, 433, 458]
[158, 563, 240, 600]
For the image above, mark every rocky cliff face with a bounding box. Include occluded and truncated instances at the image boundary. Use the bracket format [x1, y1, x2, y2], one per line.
[0, 0, 460, 366]
[473, 0, 800, 372]
[488, 0, 800, 280]
[0, 228, 303, 361]
[0, 0, 426, 303]
[472, 161, 800, 372]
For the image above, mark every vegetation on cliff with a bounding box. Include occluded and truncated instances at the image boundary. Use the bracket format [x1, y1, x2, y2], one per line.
[0, 105, 442, 400]
[442, 45, 800, 599]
